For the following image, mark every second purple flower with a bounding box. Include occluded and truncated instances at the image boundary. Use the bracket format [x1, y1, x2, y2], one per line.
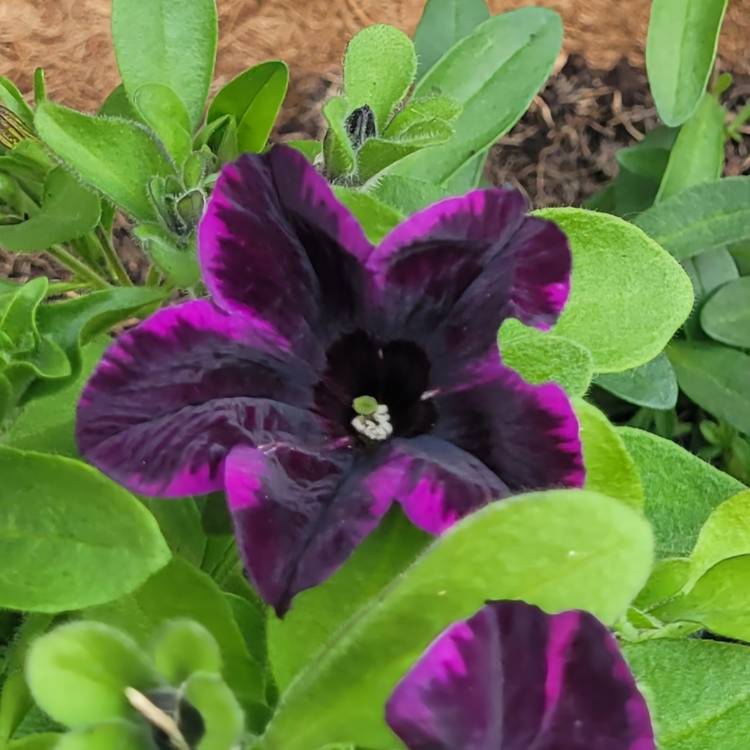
[77, 145, 584, 613]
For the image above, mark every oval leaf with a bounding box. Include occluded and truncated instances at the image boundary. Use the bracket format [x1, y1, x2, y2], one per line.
[112, 0, 218, 129]
[646, 0, 729, 126]
[635, 177, 750, 261]
[668, 340, 750, 435]
[208, 61, 289, 154]
[619, 427, 745, 558]
[262, 490, 653, 750]
[0, 167, 100, 252]
[388, 8, 562, 184]
[133, 83, 192, 166]
[35, 101, 174, 222]
[700, 276, 750, 347]
[537, 208, 694, 372]
[0, 446, 171, 612]
[596, 353, 678, 410]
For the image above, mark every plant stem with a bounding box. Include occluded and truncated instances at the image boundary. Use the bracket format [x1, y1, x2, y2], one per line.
[144, 263, 162, 287]
[47, 245, 110, 290]
[96, 227, 133, 286]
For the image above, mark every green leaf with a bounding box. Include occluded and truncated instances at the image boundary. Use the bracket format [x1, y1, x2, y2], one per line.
[99, 84, 141, 122]
[6, 338, 108, 456]
[0, 446, 171, 612]
[700, 276, 750, 347]
[26, 622, 158, 727]
[656, 92, 725, 201]
[343, 25, 416, 130]
[208, 61, 289, 154]
[54, 722, 150, 750]
[688, 490, 750, 585]
[368, 175, 449, 214]
[322, 97, 355, 180]
[286, 140, 322, 163]
[183, 673, 244, 750]
[574, 399, 644, 510]
[413, 0, 490, 79]
[85, 558, 266, 717]
[683, 248, 739, 337]
[332, 187, 403, 244]
[668, 340, 750, 434]
[133, 84, 192, 167]
[269, 508, 429, 691]
[152, 620, 221, 684]
[261, 490, 653, 750]
[536, 208, 693, 372]
[145, 498, 206, 567]
[387, 8, 562, 184]
[619, 427, 745, 557]
[112, 0, 218, 129]
[596, 353, 678, 410]
[634, 557, 691, 611]
[635, 177, 750, 261]
[626, 639, 750, 750]
[498, 319, 594, 398]
[0, 277, 47, 349]
[646, 0, 729, 126]
[653, 555, 750, 641]
[0, 77, 34, 127]
[35, 101, 174, 222]
[7, 734, 61, 750]
[0, 167, 101, 252]
[384, 95, 461, 138]
[132, 224, 200, 287]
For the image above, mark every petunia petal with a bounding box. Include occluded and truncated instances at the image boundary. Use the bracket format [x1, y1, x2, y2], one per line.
[368, 189, 570, 361]
[363, 436, 509, 535]
[226, 443, 393, 615]
[199, 145, 374, 348]
[77, 300, 327, 497]
[433, 352, 585, 493]
[386, 600, 655, 750]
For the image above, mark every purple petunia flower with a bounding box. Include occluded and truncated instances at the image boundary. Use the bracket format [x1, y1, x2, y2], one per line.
[77, 145, 584, 614]
[386, 600, 656, 750]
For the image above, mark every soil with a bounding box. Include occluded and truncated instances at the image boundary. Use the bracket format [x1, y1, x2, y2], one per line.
[2, 55, 749, 282]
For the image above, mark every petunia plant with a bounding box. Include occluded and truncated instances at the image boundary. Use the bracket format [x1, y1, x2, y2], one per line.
[1, 1, 750, 749]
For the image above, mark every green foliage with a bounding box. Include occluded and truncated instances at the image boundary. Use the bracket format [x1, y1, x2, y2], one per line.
[369, 174, 450, 214]
[619, 427, 745, 557]
[0, 446, 171, 612]
[636, 177, 750, 261]
[332, 187, 403, 243]
[646, 0, 729, 126]
[262, 490, 653, 750]
[413, 0, 490, 79]
[536, 208, 694, 372]
[625, 639, 750, 750]
[343, 25, 417, 131]
[132, 224, 200, 287]
[152, 620, 222, 685]
[85, 558, 267, 719]
[0, 167, 101, 252]
[54, 723, 149, 750]
[574, 399, 644, 510]
[596, 353, 678, 410]
[35, 101, 174, 222]
[111, 0, 218, 129]
[132, 84, 193, 167]
[498, 319, 594, 398]
[208, 61, 289, 156]
[387, 8, 562, 184]
[183, 672, 245, 750]
[668, 340, 750, 435]
[26, 622, 158, 727]
[700, 277, 750, 347]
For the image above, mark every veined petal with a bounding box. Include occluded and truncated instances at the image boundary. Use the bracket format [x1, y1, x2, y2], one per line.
[199, 145, 374, 347]
[226, 443, 393, 615]
[433, 352, 585, 492]
[386, 600, 655, 750]
[368, 189, 570, 360]
[77, 300, 326, 497]
[364, 436, 508, 535]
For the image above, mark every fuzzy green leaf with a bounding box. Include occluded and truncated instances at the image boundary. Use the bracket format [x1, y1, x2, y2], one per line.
[596, 353, 678, 410]
[700, 277, 750, 347]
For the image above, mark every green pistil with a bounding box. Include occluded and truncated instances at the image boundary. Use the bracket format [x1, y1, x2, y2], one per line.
[353, 395, 379, 416]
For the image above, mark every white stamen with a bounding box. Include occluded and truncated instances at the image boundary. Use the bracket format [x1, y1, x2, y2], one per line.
[125, 688, 190, 750]
[352, 405, 393, 441]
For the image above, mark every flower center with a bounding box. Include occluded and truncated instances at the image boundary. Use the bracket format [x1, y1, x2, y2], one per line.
[351, 395, 393, 441]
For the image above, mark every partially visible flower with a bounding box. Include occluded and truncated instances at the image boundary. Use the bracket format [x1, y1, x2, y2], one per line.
[0, 105, 34, 150]
[386, 600, 656, 750]
[77, 145, 584, 614]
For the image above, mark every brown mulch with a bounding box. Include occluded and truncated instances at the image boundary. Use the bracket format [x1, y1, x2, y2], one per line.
[2, 55, 750, 282]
